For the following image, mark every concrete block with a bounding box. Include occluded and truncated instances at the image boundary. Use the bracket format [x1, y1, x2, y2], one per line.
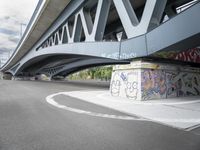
[110, 60, 200, 101]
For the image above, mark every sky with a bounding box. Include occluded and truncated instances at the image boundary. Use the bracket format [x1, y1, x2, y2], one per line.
[0, 0, 39, 65]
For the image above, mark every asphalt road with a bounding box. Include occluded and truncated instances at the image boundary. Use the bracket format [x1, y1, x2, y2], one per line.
[0, 80, 200, 150]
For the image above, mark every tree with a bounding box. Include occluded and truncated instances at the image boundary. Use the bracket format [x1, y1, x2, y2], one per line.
[67, 66, 113, 81]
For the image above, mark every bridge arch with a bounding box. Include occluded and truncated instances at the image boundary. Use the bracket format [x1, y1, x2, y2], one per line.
[12, 42, 129, 77]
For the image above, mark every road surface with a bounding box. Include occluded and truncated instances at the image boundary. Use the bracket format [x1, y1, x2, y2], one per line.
[0, 80, 199, 150]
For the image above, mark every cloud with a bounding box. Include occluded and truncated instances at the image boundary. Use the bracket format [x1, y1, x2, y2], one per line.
[0, 33, 18, 50]
[0, 28, 18, 36]
[0, 0, 39, 23]
[0, 0, 39, 64]
[0, 47, 13, 53]
[8, 36, 19, 43]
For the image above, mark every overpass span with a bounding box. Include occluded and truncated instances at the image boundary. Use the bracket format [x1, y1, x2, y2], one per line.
[1, 0, 200, 79]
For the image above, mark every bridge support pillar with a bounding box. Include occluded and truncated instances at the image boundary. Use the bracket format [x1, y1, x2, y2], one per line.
[110, 60, 200, 101]
[35, 74, 51, 81]
[0, 72, 13, 80]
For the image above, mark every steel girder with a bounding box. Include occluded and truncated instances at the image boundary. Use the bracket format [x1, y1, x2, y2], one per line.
[4, 0, 200, 77]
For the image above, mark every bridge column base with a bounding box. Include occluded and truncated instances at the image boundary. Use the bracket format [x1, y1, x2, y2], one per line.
[110, 60, 200, 101]
[0, 72, 13, 80]
[35, 74, 51, 81]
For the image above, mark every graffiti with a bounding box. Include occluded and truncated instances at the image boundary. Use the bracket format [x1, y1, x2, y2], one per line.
[120, 72, 127, 81]
[120, 52, 137, 59]
[166, 72, 200, 97]
[141, 70, 167, 100]
[110, 62, 200, 100]
[110, 71, 139, 100]
[101, 52, 119, 59]
[110, 73, 121, 96]
[142, 70, 200, 99]
[166, 72, 178, 98]
[152, 48, 200, 63]
[125, 72, 138, 100]
[174, 48, 200, 63]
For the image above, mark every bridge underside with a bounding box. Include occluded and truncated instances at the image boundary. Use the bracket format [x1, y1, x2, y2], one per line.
[13, 54, 129, 78]
[2, 0, 200, 80]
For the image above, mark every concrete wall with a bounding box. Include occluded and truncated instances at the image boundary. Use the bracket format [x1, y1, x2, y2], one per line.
[110, 61, 200, 100]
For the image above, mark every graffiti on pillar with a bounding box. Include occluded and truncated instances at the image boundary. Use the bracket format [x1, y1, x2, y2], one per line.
[124, 72, 138, 99]
[111, 63, 200, 100]
[110, 71, 139, 100]
[141, 70, 200, 99]
[120, 72, 127, 81]
[110, 72, 121, 96]
[141, 70, 167, 100]
[166, 72, 200, 97]
[166, 72, 178, 98]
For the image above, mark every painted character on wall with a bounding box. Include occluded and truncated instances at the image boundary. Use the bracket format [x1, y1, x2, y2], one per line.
[110, 72, 121, 96]
[125, 72, 138, 100]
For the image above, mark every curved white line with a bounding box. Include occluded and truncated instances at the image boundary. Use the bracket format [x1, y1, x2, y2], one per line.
[46, 92, 200, 126]
[46, 92, 146, 121]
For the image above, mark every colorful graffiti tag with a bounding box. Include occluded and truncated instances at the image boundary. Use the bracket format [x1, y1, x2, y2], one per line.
[166, 72, 178, 98]
[174, 48, 200, 63]
[166, 72, 200, 97]
[110, 62, 200, 100]
[141, 70, 167, 100]
[141, 70, 200, 100]
[152, 47, 200, 63]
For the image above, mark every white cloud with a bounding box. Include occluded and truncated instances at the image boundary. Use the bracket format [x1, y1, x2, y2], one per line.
[0, 0, 39, 65]
[0, 0, 39, 23]
[0, 33, 17, 50]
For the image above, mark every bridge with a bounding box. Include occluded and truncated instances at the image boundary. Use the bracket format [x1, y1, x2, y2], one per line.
[1, 0, 200, 100]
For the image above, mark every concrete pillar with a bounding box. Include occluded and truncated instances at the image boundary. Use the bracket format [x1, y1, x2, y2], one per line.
[110, 60, 200, 101]
[0, 72, 13, 80]
[0, 72, 3, 80]
[35, 74, 51, 81]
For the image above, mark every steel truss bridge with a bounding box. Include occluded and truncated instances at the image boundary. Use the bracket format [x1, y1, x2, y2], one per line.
[1, 0, 200, 79]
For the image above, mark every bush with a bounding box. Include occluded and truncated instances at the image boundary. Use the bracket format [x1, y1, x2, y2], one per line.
[68, 66, 113, 81]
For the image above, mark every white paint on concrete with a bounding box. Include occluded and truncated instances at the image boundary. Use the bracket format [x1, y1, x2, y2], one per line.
[59, 90, 200, 130]
[46, 92, 147, 121]
[185, 124, 200, 131]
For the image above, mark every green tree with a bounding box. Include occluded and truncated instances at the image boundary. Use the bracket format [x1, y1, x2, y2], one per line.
[67, 66, 113, 81]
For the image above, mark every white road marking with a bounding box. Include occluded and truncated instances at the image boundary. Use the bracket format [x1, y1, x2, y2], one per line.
[46, 92, 147, 121]
[46, 91, 200, 130]
[185, 124, 200, 131]
[148, 119, 200, 123]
